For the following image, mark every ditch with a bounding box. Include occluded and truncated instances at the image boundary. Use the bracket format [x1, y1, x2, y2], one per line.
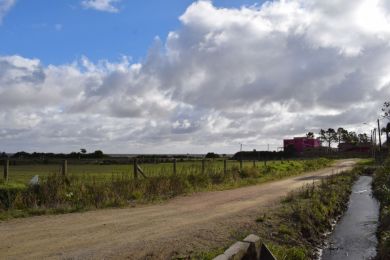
[321, 175, 379, 259]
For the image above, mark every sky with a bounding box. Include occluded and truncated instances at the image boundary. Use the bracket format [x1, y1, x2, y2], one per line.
[0, 0, 389, 154]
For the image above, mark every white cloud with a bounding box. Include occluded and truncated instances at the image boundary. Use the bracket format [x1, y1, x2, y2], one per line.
[54, 24, 63, 31]
[1, 0, 390, 153]
[81, 0, 121, 13]
[0, 0, 16, 24]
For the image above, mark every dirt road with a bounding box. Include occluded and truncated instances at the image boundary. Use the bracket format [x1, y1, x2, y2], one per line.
[0, 160, 356, 259]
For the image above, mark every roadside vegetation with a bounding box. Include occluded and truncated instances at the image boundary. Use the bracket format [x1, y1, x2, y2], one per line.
[373, 155, 390, 260]
[197, 163, 367, 260]
[258, 166, 363, 259]
[0, 158, 331, 220]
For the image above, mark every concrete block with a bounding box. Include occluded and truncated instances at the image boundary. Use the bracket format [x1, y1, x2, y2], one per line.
[213, 254, 228, 260]
[224, 241, 250, 260]
[243, 234, 261, 248]
[243, 234, 261, 259]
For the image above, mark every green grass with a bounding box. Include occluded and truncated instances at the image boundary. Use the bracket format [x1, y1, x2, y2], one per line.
[356, 158, 375, 166]
[265, 168, 363, 259]
[0, 158, 333, 220]
[258, 167, 363, 259]
[372, 154, 390, 259]
[4, 159, 327, 184]
[268, 244, 307, 260]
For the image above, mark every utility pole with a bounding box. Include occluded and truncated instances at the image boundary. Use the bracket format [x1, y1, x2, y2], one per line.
[371, 129, 375, 158]
[370, 129, 373, 144]
[378, 119, 382, 152]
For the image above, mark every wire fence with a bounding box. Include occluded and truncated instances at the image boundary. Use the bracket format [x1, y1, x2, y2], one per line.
[1, 158, 300, 184]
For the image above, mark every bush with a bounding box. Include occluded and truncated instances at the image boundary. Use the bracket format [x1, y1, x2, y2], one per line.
[0, 183, 27, 209]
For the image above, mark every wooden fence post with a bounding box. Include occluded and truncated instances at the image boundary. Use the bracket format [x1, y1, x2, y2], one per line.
[3, 160, 9, 182]
[224, 160, 227, 175]
[62, 160, 67, 176]
[133, 158, 138, 180]
[202, 159, 205, 174]
[173, 159, 177, 175]
[240, 160, 243, 172]
[253, 160, 256, 168]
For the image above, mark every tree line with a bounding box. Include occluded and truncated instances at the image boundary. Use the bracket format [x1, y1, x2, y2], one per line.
[308, 128, 369, 148]
[0, 150, 107, 159]
[312, 101, 390, 149]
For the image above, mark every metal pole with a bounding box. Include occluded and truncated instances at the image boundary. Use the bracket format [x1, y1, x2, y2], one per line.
[371, 130, 374, 158]
[378, 119, 382, 152]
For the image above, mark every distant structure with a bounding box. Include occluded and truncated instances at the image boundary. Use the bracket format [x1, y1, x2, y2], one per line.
[283, 137, 322, 154]
[338, 142, 371, 153]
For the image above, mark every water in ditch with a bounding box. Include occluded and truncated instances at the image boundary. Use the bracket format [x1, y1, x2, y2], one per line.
[321, 175, 379, 260]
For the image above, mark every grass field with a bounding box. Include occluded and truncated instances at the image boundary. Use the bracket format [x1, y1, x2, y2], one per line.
[0, 158, 333, 220]
[3, 159, 308, 184]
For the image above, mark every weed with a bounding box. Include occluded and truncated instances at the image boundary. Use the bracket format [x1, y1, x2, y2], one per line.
[256, 213, 267, 223]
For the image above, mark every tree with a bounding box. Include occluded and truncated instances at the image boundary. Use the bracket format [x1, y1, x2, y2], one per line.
[382, 102, 390, 119]
[341, 129, 351, 143]
[381, 122, 390, 146]
[205, 152, 220, 159]
[80, 148, 87, 154]
[93, 150, 104, 158]
[358, 133, 369, 144]
[306, 132, 314, 138]
[337, 127, 348, 144]
[319, 128, 338, 148]
[345, 131, 359, 144]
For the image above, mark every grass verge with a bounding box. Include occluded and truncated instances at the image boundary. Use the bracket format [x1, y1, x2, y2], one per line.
[373, 155, 390, 260]
[0, 158, 332, 221]
[194, 163, 365, 260]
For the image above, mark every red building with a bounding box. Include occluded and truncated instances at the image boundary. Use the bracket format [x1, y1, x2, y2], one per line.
[283, 137, 322, 154]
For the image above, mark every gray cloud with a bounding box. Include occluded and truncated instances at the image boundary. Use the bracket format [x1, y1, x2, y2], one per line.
[1, 0, 390, 153]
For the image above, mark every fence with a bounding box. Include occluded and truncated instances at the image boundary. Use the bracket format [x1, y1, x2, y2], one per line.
[1, 158, 289, 184]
